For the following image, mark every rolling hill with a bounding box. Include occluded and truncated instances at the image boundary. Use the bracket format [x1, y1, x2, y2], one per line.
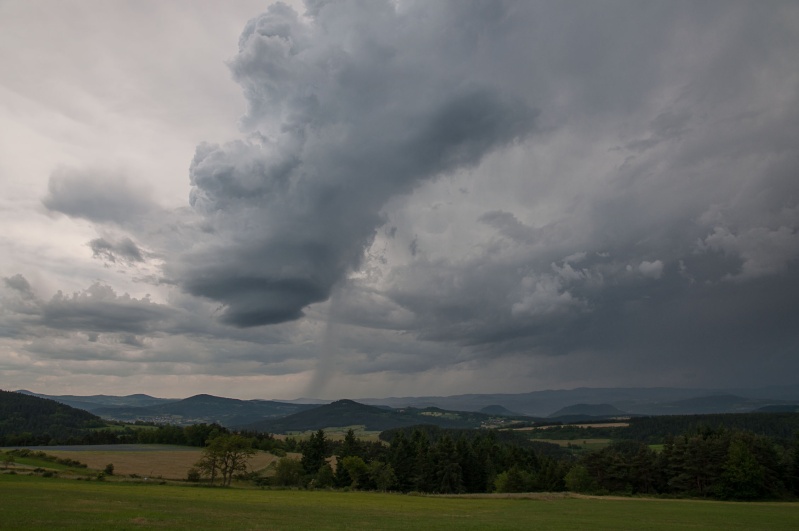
[0, 389, 107, 444]
[15, 390, 178, 412]
[240, 399, 535, 433]
[547, 403, 629, 420]
[90, 394, 319, 427]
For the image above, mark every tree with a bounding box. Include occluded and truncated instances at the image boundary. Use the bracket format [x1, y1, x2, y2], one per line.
[494, 465, 532, 493]
[368, 460, 396, 492]
[340, 456, 368, 489]
[565, 464, 596, 493]
[301, 429, 328, 477]
[1, 452, 15, 470]
[273, 457, 304, 487]
[719, 438, 767, 500]
[314, 463, 335, 488]
[431, 435, 463, 494]
[195, 434, 256, 486]
[338, 428, 361, 459]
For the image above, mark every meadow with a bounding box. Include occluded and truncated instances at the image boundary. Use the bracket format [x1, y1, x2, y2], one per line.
[2, 473, 798, 530]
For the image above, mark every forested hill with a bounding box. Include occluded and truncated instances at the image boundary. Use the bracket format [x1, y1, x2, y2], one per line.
[241, 399, 531, 433]
[0, 389, 107, 444]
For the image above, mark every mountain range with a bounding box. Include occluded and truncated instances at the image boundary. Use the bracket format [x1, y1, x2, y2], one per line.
[14, 385, 799, 432]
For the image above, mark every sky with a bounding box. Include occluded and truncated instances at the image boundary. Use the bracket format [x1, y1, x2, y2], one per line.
[1, 0, 798, 400]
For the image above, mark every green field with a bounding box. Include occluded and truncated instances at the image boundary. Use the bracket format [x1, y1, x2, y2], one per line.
[1, 474, 797, 530]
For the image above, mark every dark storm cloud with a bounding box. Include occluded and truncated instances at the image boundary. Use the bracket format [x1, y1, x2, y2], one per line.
[317, 0, 799, 388]
[172, 0, 538, 327]
[89, 237, 145, 264]
[3, 274, 35, 299]
[42, 167, 154, 224]
[1, 275, 41, 338]
[39, 283, 172, 335]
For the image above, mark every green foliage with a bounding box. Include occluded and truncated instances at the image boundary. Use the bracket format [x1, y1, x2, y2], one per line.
[301, 429, 329, 476]
[574, 429, 790, 500]
[2, 452, 16, 469]
[186, 468, 201, 482]
[272, 457, 304, 487]
[494, 466, 534, 493]
[564, 464, 596, 493]
[719, 438, 768, 500]
[367, 461, 396, 492]
[314, 463, 335, 489]
[194, 434, 257, 486]
[104, 463, 115, 476]
[7, 449, 88, 470]
[340, 456, 368, 489]
[621, 413, 799, 443]
[0, 389, 107, 445]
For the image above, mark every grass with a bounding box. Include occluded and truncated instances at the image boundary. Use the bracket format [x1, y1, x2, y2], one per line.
[1, 473, 798, 530]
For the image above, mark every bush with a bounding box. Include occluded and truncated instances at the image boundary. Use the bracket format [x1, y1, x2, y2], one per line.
[186, 468, 201, 482]
[564, 464, 597, 493]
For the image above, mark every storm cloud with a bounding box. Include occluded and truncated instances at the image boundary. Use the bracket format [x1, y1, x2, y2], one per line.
[2, 0, 799, 399]
[172, 1, 538, 326]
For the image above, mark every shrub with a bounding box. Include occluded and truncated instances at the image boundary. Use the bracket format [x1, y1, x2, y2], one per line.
[186, 468, 201, 482]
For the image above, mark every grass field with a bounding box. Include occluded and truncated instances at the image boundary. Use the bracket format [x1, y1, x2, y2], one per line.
[1, 473, 798, 530]
[284, 425, 383, 442]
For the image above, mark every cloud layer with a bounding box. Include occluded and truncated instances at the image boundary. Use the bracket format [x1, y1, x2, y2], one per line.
[2, 0, 798, 398]
[173, 2, 537, 326]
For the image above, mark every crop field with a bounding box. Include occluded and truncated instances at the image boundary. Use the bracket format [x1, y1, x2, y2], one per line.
[1, 473, 798, 530]
[3, 445, 281, 480]
[283, 425, 383, 441]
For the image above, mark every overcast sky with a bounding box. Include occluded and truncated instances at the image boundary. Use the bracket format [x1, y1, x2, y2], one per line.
[1, 0, 798, 400]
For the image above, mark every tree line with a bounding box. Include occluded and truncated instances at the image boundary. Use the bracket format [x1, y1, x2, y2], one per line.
[570, 428, 799, 500]
[260, 426, 799, 500]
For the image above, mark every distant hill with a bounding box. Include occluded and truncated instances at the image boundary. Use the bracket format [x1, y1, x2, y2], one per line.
[624, 394, 790, 415]
[754, 404, 799, 413]
[480, 404, 525, 417]
[241, 399, 532, 433]
[91, 394, 319, 427]
[14, 384, 799, 425]
[15, 390, 178, 412]
[358, 385, 799, 416]
[548, 403, 628, 419]
[1, 389, 107, 444]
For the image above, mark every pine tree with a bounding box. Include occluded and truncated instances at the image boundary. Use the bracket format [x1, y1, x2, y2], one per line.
[301, 429, 328, 476]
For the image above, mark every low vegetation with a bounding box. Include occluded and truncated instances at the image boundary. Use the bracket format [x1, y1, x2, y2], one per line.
[1, 473, 797, 530]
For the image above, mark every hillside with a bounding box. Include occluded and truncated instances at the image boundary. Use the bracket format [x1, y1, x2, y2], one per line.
[15, 390, 178, 412]
[548, 403, 628, 419]
[480, 404, 525, 417]
[622, 394, 789, 415]
[0, 389, 107, 444]
[358, 385, 799, 416]
[91, 394, 318, 427]
[241, 399, 531, 433]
